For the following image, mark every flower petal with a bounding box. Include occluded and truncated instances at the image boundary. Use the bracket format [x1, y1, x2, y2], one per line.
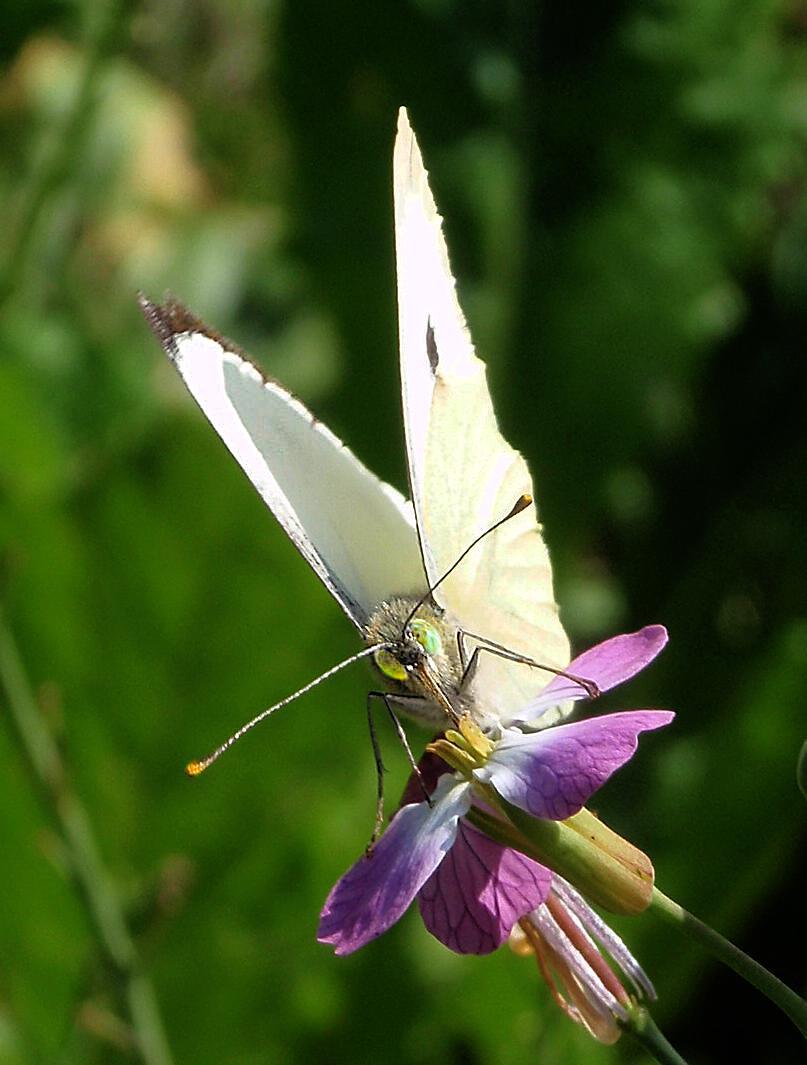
[513, 626, 668, 726]
[418, 819, 552, 954]
[479, 710, 674, 821]
[318, 778, 471, 955]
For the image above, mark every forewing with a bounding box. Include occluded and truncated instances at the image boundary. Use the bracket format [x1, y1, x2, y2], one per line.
[393, 110, 569, 718]
[141, 296, 427, 632]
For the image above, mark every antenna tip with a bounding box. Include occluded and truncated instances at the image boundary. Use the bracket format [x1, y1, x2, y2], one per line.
[512, 493, 532, 515]
[185, 760, 207, 777]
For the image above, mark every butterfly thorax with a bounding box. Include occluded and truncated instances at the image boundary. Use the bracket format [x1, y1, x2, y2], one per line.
[365, 596, 477, 727]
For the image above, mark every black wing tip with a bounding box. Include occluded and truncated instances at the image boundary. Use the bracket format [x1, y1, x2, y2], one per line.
[138, 292, 193, 360]
[137, 292, 246, 363]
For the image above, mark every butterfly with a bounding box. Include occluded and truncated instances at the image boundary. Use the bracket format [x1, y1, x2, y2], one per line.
[140, 108, 570, 756]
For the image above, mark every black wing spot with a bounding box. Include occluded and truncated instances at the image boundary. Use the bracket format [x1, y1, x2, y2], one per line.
[425, 319, 439, 373]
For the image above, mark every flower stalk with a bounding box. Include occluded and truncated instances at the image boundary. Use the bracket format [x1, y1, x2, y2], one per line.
[649, 887, 807, 1039]
[0, 609, 174, 1065]
[620, 1005, 691, 1065]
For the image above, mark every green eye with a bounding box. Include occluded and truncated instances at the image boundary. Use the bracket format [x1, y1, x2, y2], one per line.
[375, 649, 408, 682]
[410, 619, 442, 656]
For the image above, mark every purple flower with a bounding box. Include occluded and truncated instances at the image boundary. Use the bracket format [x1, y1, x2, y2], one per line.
[318, 625, 673, 957]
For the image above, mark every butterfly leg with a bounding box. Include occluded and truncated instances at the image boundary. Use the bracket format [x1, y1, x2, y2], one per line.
[365, 692, 431, 852]
[373, 693, 432, 804]
[457, 637, 532, 692]
[456, 629, 480, 689]
[457, 628, 524, 689]
[456, 629, 468, 673]
[457, 630, 600, 699]
[365, 692, 390, 849]
[384, 700, 431, 804]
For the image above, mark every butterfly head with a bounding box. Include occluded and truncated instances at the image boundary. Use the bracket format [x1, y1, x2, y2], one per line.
[366, 597, 465, 724]
[374, 618, 443, 682]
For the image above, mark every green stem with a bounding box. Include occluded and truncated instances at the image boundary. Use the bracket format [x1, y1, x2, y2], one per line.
[621, 1006, 690, 1065]
[650, 887, 807, 1039]
[0, 609, 174, 1065]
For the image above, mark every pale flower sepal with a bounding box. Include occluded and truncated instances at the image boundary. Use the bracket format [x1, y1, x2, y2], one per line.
[511, 875, 657, 1044]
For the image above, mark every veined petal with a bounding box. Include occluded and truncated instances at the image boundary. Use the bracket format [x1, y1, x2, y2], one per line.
[514, 626, 668, 726]
[418, 820, 552, 955]
[318, 777, 472, 955]
[478, 710, 674, 821]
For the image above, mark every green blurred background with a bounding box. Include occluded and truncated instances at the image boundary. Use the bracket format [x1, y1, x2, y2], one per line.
[1, 1, 805, 1063]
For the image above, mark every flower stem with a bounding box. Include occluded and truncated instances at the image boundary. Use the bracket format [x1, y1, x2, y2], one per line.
[0, 609, 175, 1065]
[650, 887, 807, 1039]
[620, 1006, 690, 1065]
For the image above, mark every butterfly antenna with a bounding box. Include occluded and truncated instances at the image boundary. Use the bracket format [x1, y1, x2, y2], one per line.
[402, 494, 532, 633]
[186, 644, 388, 776]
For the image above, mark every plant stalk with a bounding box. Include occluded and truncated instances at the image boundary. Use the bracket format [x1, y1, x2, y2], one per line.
[649, 887, 807, 1039]
[0, 609, 174, 1065]
[621, 1006, 690, 1065]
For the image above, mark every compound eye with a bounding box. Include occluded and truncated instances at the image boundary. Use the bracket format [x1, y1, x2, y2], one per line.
[374, 648, 408, 682]
[410, 619, 442, 656]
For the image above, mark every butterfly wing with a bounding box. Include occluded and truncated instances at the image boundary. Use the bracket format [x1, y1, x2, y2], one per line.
[393, 109, 570, 722]
[140, 296, 427, 632]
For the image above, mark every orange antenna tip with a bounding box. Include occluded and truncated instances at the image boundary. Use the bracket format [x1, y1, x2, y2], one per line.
[180, 644, 383, 778]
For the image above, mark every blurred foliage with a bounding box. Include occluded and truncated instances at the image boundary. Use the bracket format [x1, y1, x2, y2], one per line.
[1, 1, 806, 1063]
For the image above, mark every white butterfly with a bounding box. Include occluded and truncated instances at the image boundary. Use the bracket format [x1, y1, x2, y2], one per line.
[140, 108, 569, 740]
